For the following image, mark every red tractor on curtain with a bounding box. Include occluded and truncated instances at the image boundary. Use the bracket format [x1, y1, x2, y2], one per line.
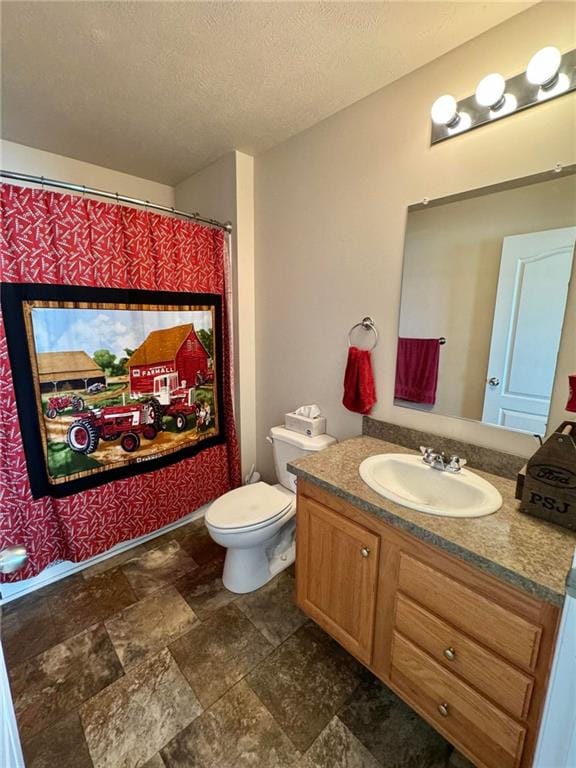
[45, 394, 85, 419]
[66, 399, 163, 454]
[152, 372, 198, 431]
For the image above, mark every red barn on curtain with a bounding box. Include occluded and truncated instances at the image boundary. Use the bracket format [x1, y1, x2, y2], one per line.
[128, 323, 211, 396]
[0, 183, 241, 581]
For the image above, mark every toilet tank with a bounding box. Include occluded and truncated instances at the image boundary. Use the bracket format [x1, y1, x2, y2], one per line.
[270, 425, 337, 493]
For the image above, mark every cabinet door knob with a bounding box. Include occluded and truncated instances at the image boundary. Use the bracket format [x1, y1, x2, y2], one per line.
[443, 647, 456, 661]
[438, 702, 450, 718]
[360, 546, 370, 558]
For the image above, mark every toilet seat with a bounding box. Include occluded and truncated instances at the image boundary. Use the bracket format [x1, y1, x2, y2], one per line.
[206, 482, 294, 532]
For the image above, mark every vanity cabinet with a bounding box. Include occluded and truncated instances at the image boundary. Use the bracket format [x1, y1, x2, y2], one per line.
[295, 480, 560, 768]
[296, 494, 380, 664]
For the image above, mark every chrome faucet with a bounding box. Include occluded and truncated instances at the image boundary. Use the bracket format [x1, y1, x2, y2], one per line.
[420, 446, 467, 473]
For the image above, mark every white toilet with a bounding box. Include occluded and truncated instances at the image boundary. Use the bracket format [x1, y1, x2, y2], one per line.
[205, 425, 336, 593]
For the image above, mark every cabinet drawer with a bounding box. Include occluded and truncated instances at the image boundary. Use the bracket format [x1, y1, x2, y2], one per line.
[394, 594, 534, 720]
[391, 632, 526, 768]
[398, 554, 541, 671]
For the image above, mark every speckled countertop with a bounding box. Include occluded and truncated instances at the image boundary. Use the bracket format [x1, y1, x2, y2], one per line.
[288, 436, 576, 606]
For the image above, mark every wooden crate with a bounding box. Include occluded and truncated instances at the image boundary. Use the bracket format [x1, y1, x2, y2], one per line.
[516, 422, 576, 530]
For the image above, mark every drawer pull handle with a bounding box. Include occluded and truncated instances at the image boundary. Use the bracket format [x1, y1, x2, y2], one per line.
[443, 647, 456, 661]
[438, 702, 450, 718]
[360, 546, 370, 558]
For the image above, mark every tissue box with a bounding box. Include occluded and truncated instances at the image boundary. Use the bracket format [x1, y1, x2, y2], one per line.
[285, 411, 326, 437]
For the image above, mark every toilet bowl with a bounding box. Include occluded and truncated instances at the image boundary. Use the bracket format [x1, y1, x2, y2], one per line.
[205, 426, 336, 593]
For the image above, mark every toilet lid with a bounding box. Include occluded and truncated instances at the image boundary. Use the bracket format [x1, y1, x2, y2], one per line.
[206, 482, 293, 530]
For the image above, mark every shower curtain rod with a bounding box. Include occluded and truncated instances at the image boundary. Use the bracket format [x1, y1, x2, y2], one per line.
[0, 170, 233, 233]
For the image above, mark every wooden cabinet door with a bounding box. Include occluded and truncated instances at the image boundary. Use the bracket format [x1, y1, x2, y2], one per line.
[296, 494, 380, 664]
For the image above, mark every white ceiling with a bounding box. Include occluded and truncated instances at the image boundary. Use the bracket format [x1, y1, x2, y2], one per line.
[2, 1, 534, 185]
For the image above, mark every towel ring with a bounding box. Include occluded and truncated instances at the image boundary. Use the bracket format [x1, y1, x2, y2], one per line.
[348, 317, 378, 350]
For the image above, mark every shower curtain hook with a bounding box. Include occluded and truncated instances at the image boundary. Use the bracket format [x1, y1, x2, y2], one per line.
[40, 176, 45, 191]
[82, 185, 87, 198]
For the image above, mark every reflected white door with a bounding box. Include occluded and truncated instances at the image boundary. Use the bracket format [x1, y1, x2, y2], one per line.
[482, 227, 576, 435]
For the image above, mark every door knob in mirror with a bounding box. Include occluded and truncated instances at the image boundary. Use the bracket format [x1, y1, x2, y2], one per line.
[488, 377, 500, 387]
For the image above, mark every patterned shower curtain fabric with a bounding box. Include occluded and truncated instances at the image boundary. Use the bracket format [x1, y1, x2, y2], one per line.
[0, 183, 241, 581]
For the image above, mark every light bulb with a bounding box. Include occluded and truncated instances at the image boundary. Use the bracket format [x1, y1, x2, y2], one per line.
[430, 95, 459, 126]
[527, 46, 562, 87]
[475, 73, 506, 109]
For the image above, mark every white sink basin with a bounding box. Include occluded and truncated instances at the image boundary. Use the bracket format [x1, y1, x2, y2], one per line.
[359, 453, 502, 518]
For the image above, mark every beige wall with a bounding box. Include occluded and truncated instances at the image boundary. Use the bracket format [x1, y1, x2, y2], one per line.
[255, 3, 576, 481]
[1, 140, 174, 205]
[399, 174, 576, 421]
[234, 153, 256, 476]
[175, 153, 237, 224]
[175, 152, 256, 476]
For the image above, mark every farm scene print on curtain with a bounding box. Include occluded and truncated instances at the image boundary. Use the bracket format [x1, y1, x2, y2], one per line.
[1, 183, 240, 579]
[2, 282, 225, 499]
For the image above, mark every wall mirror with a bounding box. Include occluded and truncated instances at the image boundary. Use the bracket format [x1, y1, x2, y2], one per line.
[395, 167, 576, 437]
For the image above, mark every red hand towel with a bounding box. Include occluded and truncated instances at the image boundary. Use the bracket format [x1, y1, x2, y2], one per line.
[394, 337, 440, 405]
[343, 346, 377, 414]
[567, 375, 576, 412]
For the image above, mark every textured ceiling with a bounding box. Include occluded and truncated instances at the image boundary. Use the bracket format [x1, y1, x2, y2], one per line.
[1, 1, 534, 185]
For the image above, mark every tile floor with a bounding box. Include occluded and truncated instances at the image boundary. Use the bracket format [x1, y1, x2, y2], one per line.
[1, 517, 468, 768]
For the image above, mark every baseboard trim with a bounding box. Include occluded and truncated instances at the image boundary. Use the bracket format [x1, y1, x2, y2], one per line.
[0, 505, 207, 604]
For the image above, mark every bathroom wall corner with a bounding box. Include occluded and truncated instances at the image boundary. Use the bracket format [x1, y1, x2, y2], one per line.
[175, 151, 257, 477]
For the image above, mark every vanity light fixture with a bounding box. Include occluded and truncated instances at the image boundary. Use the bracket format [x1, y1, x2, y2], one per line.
[475, 73, 518, 120]
[430, 94, 459, 126]
[526, 46, 562, 87]
[448, 112, 472, 134]
[475, 73, 506, 109]
[430, 95, 471, 135]
[537, 72, 570, 101]
[431, 45, 576, 144]
[527, 46, 571, 101]
[490, 93, 517, 119]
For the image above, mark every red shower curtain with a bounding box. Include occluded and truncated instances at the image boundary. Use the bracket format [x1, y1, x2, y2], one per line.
[0, 183, 241, 580]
